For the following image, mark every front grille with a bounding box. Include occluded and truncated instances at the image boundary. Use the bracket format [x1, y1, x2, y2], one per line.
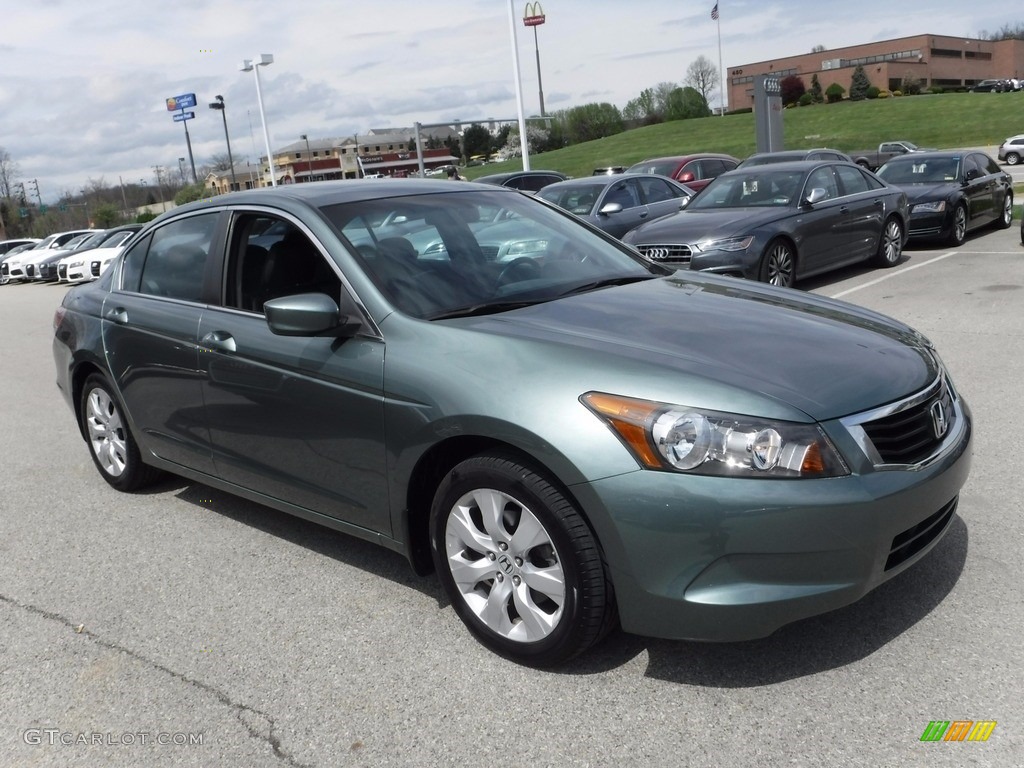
[636, 243, 692, 265]
[885, 497, 957, 570]
[861, 379, 955, 465]
[0, 263, 7, 276]
[58, 264, 68, 279]
[25, 264, 35, 278]
[90, 262, 100, 277]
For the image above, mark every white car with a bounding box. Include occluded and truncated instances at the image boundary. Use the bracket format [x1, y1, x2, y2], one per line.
[0, 241, 40, 284]
[59, 227, 140, 283]
[6, 229, 99, 281]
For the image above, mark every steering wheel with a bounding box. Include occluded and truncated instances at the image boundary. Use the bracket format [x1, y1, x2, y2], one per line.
[497, 257, 543, 285]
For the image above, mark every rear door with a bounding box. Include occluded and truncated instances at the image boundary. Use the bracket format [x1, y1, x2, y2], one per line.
[832, 164, 888, 261]
[961, 154, 994, 226]
[101, 211, 222, 473]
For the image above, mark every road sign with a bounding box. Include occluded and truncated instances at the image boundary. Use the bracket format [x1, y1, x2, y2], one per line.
[173, 112, 196, 122]
[166, 93, 197, 111]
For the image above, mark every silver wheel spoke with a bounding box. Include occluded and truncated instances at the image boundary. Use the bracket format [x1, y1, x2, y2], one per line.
[510, 583, 558, 640]
[520, 562, 565, 604]
[448, 553, 498, 588]
[447, 504, 494, 555]
[479, 577, 515, 635]
[473, 488, 510, 543]
[509, 511, 547, 555]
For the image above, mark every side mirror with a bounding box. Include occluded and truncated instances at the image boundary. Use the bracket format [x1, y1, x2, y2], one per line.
[679, 196, 692, 209]
[802, 187, 828, 207]
[678, 171, 696, 183]
[264, 292, 359, 337]
[598, 202, 623, 216]
[964, 169, 981, 182]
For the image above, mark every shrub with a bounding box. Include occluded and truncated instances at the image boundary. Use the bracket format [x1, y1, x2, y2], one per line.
[892, 90, 903, 97]
[849, 65, 872, 101]
[825, 83, 846, 103]
[929, 86, 945, 94]
[866, 86, 881, 99]
[780, 74, 806, 106]
[878, 90, 892, 99]
[798, 92, 814, 106]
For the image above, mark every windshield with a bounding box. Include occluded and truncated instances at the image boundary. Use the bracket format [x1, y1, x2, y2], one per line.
[322, 190, 667, 320]
[537, 182, 606, 215]
[627, 160, 679, 176]
[876, 157, 960, 184]
[687, 170, 805, 209]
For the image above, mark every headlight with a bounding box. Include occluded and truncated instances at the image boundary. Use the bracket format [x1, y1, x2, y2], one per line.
[911, 201, 946, 213]
[69, 260, 83, 268]
[505, 239, 548, 256]
[582, 392, 849, 478]
[694, 235, 754, 253]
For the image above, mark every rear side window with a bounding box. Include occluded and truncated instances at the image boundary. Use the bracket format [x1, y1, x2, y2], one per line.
[121, 214, 217, 301]
[834, 165, 870, 195]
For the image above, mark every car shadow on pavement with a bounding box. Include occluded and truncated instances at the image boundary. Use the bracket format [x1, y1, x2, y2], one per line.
[173, 482, 440, 600]
[563, 515, 968, 684]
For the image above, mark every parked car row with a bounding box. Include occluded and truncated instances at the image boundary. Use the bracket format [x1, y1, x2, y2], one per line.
[970, 78, 1022, 92]
[0, 225, 142, 286]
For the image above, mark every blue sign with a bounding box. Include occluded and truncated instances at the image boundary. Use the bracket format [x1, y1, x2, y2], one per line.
[166, 93, 197, 111]
[173, 112, 195, 122]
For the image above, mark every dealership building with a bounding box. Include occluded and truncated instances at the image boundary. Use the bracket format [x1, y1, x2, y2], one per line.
[727, 33, 1024, 107]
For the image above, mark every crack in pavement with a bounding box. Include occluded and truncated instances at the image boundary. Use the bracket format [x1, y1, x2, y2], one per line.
[0, 592, 312, 768]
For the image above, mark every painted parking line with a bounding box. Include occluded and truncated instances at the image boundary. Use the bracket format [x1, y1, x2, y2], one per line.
[829, 251, 959, 299]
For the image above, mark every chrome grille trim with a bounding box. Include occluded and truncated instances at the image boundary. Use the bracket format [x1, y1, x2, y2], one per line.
[635, 243, 692, 264]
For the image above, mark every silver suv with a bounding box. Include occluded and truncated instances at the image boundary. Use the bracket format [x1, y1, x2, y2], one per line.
[997, 134, 1024, 166]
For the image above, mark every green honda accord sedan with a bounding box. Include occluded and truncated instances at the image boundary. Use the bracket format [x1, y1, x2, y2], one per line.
[53, 180, 972, 666]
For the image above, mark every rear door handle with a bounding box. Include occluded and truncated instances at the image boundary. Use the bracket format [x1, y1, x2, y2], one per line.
[200, 331, 237, 353]
[105, 307, 128, 325]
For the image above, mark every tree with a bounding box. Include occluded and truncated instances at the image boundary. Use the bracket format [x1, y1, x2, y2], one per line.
[901, 72, 922, 95]
[502, 124, 550, 157]
[684, 56, 718, 104]
[652, 81, 678, 118]
[174, 183, 207, 206]
[810, 44, 828, 53]
[980, 23, 1024, 40]
[825, 82, 846, 103]
[92, 203, 122, 228]
[461, 124, 492, 159]
[0, 146, 20, 200]
[564, 102, 624, 144]
[849, 65, 871, 101]
[208, 152, 234, 172]
[780, 75, 806, 105]
[809, 74, 824, 103]
[665, 87, 711, 120]
[622, 88, 660, 125]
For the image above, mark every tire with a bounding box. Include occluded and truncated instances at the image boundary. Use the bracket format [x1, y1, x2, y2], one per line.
[758, 239, 796, 287]
[997, 192, 1013, 229]
[430, 453, 616, 666]
[873, 216, 904, 268]
[947, 204, 967, 247]
[80, 373, 162, 491]
[1005, 153, 1020, 166]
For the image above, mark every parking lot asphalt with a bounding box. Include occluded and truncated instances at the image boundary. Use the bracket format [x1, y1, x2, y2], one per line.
[2, 225, 1022, 767]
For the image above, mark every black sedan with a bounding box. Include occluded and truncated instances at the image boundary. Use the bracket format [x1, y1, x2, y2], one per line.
[875, 151, 1014, 246]
[537, 173, 693, 238]
[622, 161, 909, 288]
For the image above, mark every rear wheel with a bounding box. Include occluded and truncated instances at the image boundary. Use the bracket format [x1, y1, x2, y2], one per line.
[80, 373, 162, 491]
[758, 239, 796, 287]
[947, 204, 967, 246]
[430, 453, 615, 666]
[873, 216, 904, 268]
[1006, 153, 1020, 166]
[997, 192, 1013, 229]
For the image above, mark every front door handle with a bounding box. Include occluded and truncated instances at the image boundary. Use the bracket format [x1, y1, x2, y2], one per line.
[105, 307, 128, 325]
[200, 331, 237, 353]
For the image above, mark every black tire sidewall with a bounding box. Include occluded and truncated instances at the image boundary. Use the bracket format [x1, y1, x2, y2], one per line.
[429, 454, 601, 665]
[79, 373, 152, 491]
[759, 239, 795, 287]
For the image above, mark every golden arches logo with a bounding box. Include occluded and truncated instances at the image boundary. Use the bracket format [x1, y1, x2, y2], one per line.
[523, 1, 545, 25]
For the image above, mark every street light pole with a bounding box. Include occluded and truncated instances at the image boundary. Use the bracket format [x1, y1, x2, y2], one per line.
[241, 54, 276, 187]
[301, 134, 313, 183]
[209, 95, 238, 191]
[506, 0, 531, 170]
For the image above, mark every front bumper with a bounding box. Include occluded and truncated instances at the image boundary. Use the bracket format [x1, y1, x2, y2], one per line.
[907, 209, 953, 239]
[572, 389, 972, 642]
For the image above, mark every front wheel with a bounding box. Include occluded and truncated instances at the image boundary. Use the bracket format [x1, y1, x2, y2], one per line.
[430, 453, 615, 666]
[758, 239, 796, 287]
[1006, 153, 1020, 166]
[80, 373, 162, 491]
[997, 192, 1013, 229]
[947, 204, 967, 246]
[873, 216, 904, 268]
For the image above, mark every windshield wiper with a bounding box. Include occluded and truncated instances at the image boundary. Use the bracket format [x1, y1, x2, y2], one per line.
[428, 299, 548, 320]
[557, 275, 656, 297]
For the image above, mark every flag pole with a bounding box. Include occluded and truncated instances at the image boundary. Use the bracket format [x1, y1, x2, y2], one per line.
[715, 4, 726, 115]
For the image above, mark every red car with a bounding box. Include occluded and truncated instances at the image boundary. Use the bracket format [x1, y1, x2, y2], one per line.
[626, 153, 739, 191]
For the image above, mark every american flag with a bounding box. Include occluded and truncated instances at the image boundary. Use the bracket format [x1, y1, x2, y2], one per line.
[711, 3, 719, 20]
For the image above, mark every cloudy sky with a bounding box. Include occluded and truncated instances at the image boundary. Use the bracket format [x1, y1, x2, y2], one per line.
[1, 0, 1013, 201]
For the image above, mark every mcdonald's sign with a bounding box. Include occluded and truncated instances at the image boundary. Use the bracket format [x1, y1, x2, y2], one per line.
[523, 1, 545, 26]
[920, 720, 997, 742]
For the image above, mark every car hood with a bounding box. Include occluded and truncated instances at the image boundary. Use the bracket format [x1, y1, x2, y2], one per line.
[887, 182, 959, 204]
[624, 207, 787, 243]
[458, 275, 937, 421]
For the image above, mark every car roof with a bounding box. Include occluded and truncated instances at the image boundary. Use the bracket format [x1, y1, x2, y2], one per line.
[475, 170, 568, 184]
[881, 150, 971, 161]
[539, 173, 690, 189]
[721, 159, 855, 174]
